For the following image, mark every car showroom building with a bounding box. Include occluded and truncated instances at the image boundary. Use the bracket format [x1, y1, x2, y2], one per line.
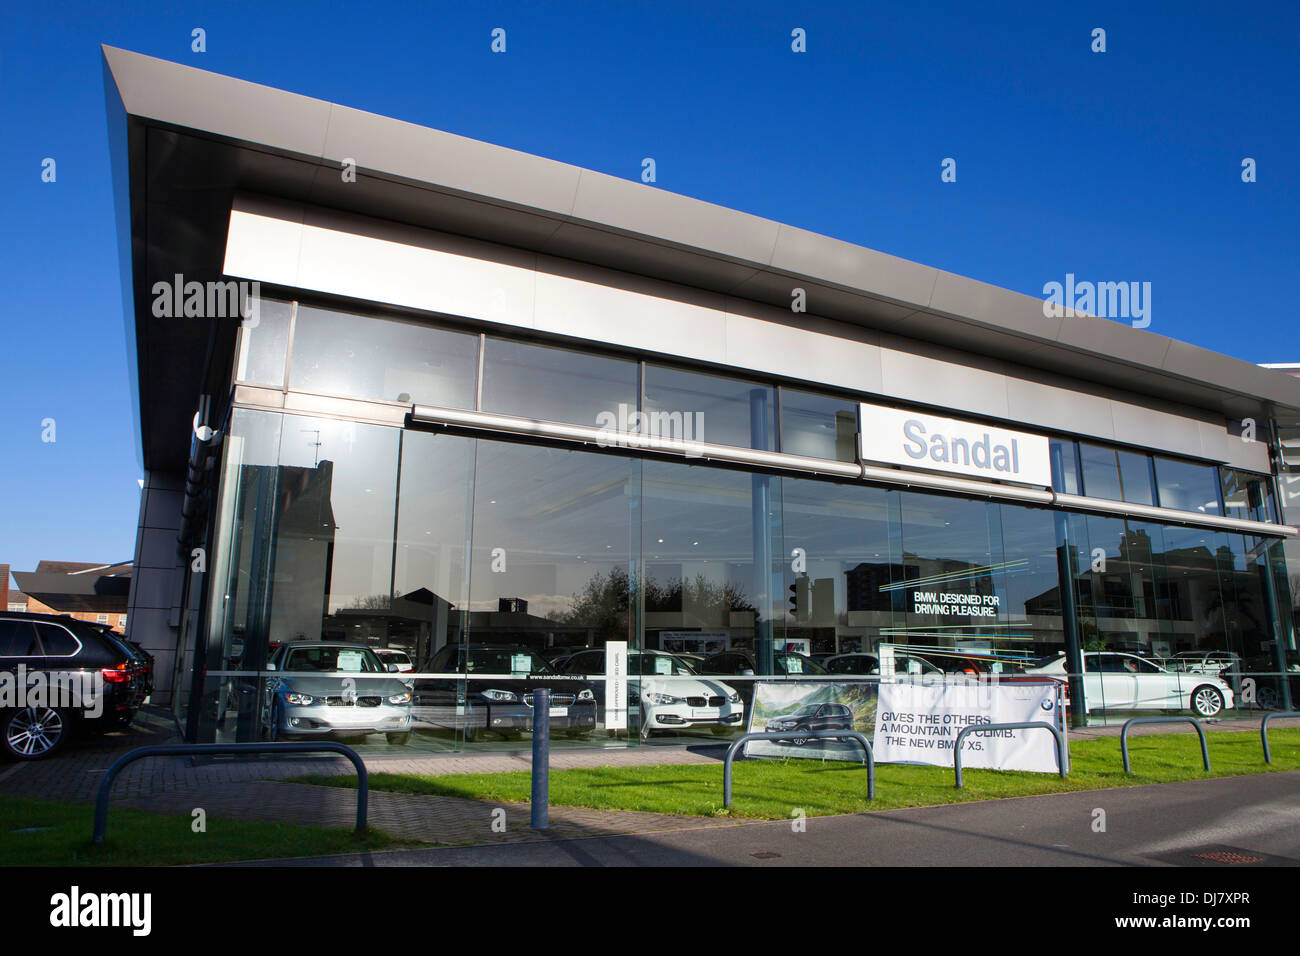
[103, 46, 1300, 749]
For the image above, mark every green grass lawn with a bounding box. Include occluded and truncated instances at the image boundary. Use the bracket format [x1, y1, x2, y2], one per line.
[297, 728, 1300, 820]
[0, 796, 408, 866]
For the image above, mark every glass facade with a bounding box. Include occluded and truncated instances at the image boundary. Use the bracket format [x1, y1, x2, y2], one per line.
[289, 303, 480, 407]
[1079, 442, 1156, 505]
[779, 389, 859, 462]
[643, 364, 775, 449]
[189, 298, 1298, 749]
[480, 337, 638, 427]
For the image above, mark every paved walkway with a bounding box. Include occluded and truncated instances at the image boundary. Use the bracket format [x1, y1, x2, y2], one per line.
[1, 707, 1295, 851]
[243, 770, 1300, 867]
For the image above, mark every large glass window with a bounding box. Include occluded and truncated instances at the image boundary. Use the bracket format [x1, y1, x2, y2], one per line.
[892, 493, 1003, 671]
[192, 399, 1293, 747]
[234, 298, 292, 387]
[779, 477, 895, 658]
[643, 365, 775, 450]
[463, 441, 638, 741]
[993, 504, 1067, 662]
[196, 411, 401, 744]
[642, 458, 782, 739]
[1079, 442, 1155, 505]
[1049, 438, 1080, 495]
[391, 430, 476, 675]
[289, 303, 479, 407]
[1154, 456, 1221, 515]
[779, 390, 859, 462]
[1221, 468, 1276, 524]
[480, 337, 638, 428]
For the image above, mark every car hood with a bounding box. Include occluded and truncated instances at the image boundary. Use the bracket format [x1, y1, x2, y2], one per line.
[273, 674, 412, 697]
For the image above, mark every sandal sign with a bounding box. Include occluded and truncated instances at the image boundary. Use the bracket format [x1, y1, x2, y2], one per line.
[859, 402, 1051, 487]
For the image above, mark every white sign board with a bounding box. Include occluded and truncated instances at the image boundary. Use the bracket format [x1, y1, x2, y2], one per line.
[873, 681, 1063, 773]
[604, 641, 628, 730]
[859, 403, 1051, 487]
[659, 631, 729, 655]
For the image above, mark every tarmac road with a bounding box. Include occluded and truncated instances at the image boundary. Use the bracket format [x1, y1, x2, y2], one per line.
[252, 770, 1300, 867]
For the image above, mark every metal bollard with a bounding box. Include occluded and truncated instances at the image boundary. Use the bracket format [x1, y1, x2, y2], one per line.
[531, 686, 550, 829]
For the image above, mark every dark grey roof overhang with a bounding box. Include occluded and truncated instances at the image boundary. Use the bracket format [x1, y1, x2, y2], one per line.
[102, 45, 1300, 472]
[12, 568, 132, 614]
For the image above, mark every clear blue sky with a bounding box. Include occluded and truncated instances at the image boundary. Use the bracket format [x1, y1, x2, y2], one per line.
[1, 0, 1297, 580]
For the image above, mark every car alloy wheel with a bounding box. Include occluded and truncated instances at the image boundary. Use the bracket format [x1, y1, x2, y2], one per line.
[1191, 686, 1224, 718]
[4, 706, 68, 760]
[792, 727, 811, 746]
[1257, 686, 1281, 710]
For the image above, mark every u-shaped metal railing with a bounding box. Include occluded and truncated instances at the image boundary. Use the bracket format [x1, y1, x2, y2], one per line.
[1120, 717, 1209, 774]
[953, 721, 1067, 789]
[1260, 712, 1300, 764]
[92, 742, 369, 845]
[723, 730, 874, 808]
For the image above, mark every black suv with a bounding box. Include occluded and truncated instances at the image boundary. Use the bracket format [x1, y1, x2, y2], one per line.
[765, 702, 855, 745]
[0, 612, 148, 760]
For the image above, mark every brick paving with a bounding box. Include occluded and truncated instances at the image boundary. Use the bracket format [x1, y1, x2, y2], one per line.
[2, 706, 1295, 852]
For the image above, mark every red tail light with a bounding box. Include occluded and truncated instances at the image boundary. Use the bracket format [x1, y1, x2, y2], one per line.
[101, 664, 131, 683]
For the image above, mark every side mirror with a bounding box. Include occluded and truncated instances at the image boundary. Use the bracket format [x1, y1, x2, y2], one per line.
[741, 669, 755, 676]
[265, 662, 276, 671]
[387, 663, 400, 672]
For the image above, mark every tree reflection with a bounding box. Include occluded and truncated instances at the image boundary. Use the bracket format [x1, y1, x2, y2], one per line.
[555, 566, 756, 629]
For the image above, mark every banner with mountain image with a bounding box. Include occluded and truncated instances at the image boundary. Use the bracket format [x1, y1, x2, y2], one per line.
[744, 681, 878, 760]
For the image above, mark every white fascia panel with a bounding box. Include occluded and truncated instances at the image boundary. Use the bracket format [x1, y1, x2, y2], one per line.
[224, 205, 538, 331]
[223, 209, 305, 287]
[532, 268, 725, 361]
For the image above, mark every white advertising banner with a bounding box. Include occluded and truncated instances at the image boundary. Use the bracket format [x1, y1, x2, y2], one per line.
[859, 402, 1052, 487]
[873, 680, 1064, 773]
[604, 641, 627, 730]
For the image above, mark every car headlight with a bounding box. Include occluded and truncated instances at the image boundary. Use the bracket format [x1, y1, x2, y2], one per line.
[646, 693, 681, 705]
[387, 692, 412, 705]
[578, 688, 595, 701]
[728, 692, 742, 703]
[283, 692, 315, 705]
[479, 689, 518, 702]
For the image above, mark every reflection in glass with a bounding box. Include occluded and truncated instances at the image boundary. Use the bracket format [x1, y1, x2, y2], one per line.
[480, 337, 638, 428]
[780, 390, 859, 462]
[1079, 443, 1154, 505]
[644, 365, 775, 449]
[234, 298, 292, 387]
[392, 431, 475, 671]
[779, 476, 894, 659]
[1154, 456, 1221, 515]
[1049, 438, 1080, 495]
[1221, 468, 1276, 524]
[463, 441, 637, 741]
[289, 304, 479, 407]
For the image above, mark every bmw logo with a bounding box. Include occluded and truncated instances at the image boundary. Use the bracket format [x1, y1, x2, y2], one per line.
[1040, 699, 1054, 711]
